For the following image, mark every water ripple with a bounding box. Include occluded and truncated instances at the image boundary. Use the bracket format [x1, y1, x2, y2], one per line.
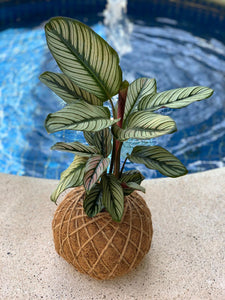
[0, 17, 225, 178]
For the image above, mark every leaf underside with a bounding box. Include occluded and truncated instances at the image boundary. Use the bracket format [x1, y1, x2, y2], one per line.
[84, 155, 110, 191]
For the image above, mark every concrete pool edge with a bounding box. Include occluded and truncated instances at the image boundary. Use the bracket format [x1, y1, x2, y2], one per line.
[0, 168, 224, 299]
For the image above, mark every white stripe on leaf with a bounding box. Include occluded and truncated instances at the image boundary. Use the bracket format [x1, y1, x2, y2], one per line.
[102, 174, 124, 222]
[138, 86, 214, 111]
[84, 155, 110, 191]
[45, 100, 119, 133]
[51, 141, 99, 156]
[112, 112, 177, 141]
[51, 156, 87, 203]
[39, 72, 102, 105]
[128, 146, 188, 178]
[123, 78, 156, 128]
[45, 17, 122, 101]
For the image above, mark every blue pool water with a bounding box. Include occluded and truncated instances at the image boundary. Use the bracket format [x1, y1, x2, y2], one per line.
[1, 6, 225, 179]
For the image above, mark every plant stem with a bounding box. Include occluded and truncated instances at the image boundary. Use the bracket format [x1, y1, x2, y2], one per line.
[109, 98, 116, 119]
[114, 141, 123, 178]
[109, 138, 115, 173]
[109, 82, 129, 177]
[119, 156, 128, 177]
[108, 98, 116, 173]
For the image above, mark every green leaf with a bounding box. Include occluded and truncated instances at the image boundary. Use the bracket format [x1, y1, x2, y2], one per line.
[120, 170, 145, 196]
[102, 174, 124, 222]
[39, 72, 102, 105]
[51, 156, 87, 203]
[125, 182, 145, 193]
[51, 141, 99, 156]
[128, 146, 188, 178]
[112, 111, 177, 141]
[83, 131, 95, 146]
[45, 100, 119, 133]
[123, 78, 156, 127]
[83, 183, 104, 218]
[138, 86, 214, 111]
[93, 128, 112, 157]
[45, 17, 122, 101]
[84, 155, 110, 191]
[83, 129, 112, 157]
[120, 170, 145, 184]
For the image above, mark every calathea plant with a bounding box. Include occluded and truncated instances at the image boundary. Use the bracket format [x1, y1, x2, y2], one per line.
[40, 17, 213, 222]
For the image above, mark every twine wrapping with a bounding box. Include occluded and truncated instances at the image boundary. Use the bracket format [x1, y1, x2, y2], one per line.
[52, 186, 153, 280]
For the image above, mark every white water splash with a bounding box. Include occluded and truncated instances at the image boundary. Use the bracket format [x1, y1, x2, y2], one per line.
[103, 0, 133, 56]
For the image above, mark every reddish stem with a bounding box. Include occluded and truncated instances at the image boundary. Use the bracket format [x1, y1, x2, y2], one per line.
[114, 85, 128, 178]
[117, 87, 128, 129]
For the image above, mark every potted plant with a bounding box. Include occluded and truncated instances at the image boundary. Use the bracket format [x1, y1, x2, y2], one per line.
[39, 17, 213, 280]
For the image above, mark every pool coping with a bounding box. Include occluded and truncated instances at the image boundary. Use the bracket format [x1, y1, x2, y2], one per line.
[0, 168, 224, 299]
[1, 0, 225, 31]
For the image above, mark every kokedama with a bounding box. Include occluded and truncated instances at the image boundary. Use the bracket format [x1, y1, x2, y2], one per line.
[39, 17, 213, 280]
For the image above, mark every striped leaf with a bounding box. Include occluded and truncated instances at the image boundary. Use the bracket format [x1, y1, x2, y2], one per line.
[51, 156, 87, 203]
[93, 128, 112, 157]
[138, 86, 214, 111]
[125, 182, 145, 193]
[51, 141, 99, 156]
[128, 146, 188, 178]
[112, 112, 177, 141]
[83, 131, 95, 146]
[84, 129, 112, 157]
[120, 170, 145, 184]
[123, 78, 156, 128]
[39, 72, 102, 105]
[45, 100, 119, 133]
[84, 155, 110, 191]
[45, 17, 122, 101]
[120, 170, 145, 196]
[83, 183, 104, 218]
[102, 174, 124, 222]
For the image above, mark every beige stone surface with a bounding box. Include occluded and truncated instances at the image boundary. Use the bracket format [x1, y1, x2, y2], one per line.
[205, 0, 225, 6]
[0, 169, 224, 299]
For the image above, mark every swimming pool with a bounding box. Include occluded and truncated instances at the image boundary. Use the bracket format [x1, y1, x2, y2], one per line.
[1, 0, 225, 179]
